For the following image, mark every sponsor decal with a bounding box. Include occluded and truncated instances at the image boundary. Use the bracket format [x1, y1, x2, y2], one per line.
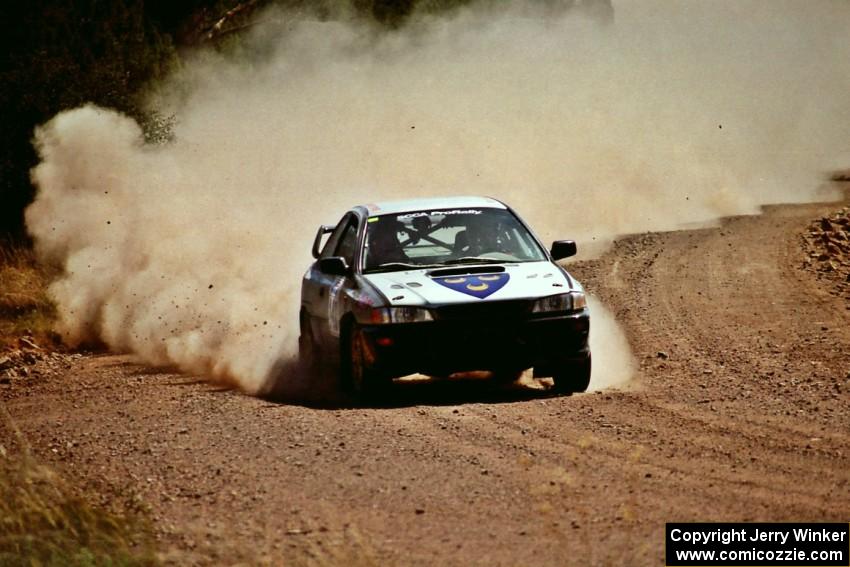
[397, 209, 482, 220]
[350, 290, 377, 306]
[433, 273, 509, 299]
[328, 277, 345, 337]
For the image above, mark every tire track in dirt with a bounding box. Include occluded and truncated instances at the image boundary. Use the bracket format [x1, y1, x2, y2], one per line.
[3, 195, 850, 566]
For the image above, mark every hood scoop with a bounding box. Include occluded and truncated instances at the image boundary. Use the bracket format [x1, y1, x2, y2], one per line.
[428, 265, 506, 278]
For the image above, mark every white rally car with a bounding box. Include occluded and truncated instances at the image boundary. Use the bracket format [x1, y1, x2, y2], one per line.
[299, 196, 590, 398]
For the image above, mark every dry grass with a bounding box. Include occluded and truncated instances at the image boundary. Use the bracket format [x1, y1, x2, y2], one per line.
[0, 243, 58, 349]
[0, 247, 158, 565]
[0, 407, 159, 566]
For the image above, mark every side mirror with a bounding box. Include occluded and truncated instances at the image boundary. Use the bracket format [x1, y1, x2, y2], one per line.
[318, 256, 350, 276]
[312, 224, 335, 259]
[550, 240, 577, 261]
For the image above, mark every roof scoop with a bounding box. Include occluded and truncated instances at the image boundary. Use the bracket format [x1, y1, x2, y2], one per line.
[428, 265, 506, 278]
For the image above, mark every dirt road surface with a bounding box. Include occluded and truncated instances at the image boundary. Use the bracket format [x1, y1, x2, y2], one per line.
[3, 196, 849, 566]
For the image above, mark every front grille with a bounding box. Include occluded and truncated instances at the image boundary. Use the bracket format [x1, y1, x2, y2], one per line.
[434, 299, 532, 322]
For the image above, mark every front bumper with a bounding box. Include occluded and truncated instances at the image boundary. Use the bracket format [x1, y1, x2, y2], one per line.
[357, 308, 590, 378]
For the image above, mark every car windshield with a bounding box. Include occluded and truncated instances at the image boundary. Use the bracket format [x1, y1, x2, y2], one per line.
[362, 207, 547, 272]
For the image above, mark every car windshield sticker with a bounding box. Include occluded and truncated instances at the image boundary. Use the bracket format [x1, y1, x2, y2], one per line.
[433, 273, 510, 299]
[397, 209, 482, 220]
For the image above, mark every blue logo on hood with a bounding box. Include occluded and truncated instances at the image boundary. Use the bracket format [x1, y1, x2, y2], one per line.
[433, 273, 510, 299]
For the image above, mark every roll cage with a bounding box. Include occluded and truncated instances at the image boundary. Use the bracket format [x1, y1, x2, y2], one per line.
[313, 200, 557, 275]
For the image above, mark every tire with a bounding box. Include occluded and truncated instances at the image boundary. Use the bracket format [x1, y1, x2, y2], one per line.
[491, 368, 524, 385]
[551, 353, 592, 394]
[340, 322, 390, 401]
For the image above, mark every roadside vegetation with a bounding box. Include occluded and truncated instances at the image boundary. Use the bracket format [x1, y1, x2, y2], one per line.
[0, 246, 157, 566]
[0, 408, 159, 566]
[0, 243, 57, 350]
[0, 246, 158, 567]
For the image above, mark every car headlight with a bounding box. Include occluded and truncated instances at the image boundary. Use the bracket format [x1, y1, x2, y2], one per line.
[531, 292, 587, 313]
[366, 307, 434, 324]
[572, 291, 587, 310]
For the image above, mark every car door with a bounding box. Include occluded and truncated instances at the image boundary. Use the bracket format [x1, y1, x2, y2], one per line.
[308, 213, 360, 347]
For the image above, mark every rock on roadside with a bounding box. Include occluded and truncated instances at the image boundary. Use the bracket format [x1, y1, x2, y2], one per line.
[0, 337, 80, 389]
[800, 205, 850, 299]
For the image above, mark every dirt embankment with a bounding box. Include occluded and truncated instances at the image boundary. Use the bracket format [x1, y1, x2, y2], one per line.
[0, 339, 80, 386]
[801, 204, 850, 299]
[2, 194, 849, 566]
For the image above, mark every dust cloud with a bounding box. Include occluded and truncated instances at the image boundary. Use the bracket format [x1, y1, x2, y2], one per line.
[586, 296, 632, 391]
[26, 1, 850, 394]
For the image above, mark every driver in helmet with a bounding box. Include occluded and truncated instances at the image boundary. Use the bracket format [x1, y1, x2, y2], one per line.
[456, 216, 501, 256]
[366, 221, 408, 268]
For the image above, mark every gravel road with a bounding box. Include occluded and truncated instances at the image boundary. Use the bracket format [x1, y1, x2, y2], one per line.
[3, 196, 849, 566]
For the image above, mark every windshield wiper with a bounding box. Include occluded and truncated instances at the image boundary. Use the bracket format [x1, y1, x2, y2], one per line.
[442, 257, 506, 265]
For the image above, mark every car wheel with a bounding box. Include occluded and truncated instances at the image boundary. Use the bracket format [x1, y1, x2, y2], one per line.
[341, 323, 389, 401]
[491, 368, 524, 385]
[551, 353, 591, 394]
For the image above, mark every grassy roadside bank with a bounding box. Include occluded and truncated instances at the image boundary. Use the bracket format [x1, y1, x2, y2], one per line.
[0, 243, 57, 351]
[0, 406, 159, 566]
[0, 244, 160, 566]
